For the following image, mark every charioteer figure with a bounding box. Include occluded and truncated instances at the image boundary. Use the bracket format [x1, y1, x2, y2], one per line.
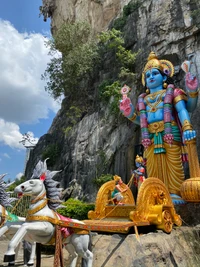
[111, 175, 128, 205]
[119, 52, 199, 204]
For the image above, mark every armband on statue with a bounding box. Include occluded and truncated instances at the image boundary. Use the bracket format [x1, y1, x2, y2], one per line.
[128, 113, 137, 122]
[188, 90, 199, 98]
[182, 120, 193, 132]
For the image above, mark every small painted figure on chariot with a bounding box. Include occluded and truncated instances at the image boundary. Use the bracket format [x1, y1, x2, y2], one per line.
[132, 155, 146, 190]
[119, 52, 199, 204]
[111, 175, 128, 205]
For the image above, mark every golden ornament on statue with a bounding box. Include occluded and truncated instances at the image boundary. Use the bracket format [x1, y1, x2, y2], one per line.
[180, 139, 200, 202]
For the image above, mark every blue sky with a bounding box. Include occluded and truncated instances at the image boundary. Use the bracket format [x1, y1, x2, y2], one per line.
[0, 0, 60, 181]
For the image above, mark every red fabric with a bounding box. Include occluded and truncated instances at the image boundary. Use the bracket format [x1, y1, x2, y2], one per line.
[57, 214, 74, 238]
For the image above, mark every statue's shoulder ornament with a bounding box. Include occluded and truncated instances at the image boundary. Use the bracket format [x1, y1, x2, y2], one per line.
[173, 88, 188, 105]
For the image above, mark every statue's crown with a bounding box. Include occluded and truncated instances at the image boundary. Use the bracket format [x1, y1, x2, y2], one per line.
[135, 155, 143, 163]
[142, 52, 174, 86]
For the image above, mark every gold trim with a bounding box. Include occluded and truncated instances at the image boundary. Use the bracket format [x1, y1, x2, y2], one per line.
[31, 192, 46, 204]
[182, 120, 193, 132]
[173, 94, 188, 104]
[148, 121, 164, 134]
[145, 91, 165, 113]
[129, 113, 137, 122]
[188, 90, 199, 98]
[0, 206, 6, 227]
[73, 229, 89, 235]
[28, 199, 48, 215]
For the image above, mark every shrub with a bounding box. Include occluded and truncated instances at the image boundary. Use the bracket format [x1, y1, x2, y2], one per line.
[57, 198, 95, 220]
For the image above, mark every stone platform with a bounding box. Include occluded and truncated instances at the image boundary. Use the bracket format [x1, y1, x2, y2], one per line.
[175, 202, 200, 226]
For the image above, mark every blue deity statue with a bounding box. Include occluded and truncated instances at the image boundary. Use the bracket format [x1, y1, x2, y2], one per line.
[119, 52, 199, 204]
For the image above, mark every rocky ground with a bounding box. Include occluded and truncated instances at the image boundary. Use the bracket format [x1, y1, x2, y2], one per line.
[1, 225, 200, 267]
[0, 237, 54, 267]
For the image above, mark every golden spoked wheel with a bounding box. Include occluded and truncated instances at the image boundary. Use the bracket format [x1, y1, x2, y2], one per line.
[161, 210, 173, 233]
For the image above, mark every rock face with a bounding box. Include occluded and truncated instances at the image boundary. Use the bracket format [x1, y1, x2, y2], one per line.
[63, 226, 200, 267]
[27, 0, 200, 202]
[41, 0, 130, 34]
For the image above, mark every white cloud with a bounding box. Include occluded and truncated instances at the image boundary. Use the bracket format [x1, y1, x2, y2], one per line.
[16, 172, 24, 180]
[0, 20, 60, 124]
[3, 153, 10, 159]
[0, 119, 24, 149]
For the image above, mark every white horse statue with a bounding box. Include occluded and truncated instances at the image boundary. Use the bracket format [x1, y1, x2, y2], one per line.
[4, 160, 93, 267]
[0, 173, 36, 266]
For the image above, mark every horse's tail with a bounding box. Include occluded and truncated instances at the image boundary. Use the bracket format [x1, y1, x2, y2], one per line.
[81, 232, 93, 267]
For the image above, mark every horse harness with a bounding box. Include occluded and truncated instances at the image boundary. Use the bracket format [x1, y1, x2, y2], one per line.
[0, 206, 6, 227]
[26, 196, 89, 245]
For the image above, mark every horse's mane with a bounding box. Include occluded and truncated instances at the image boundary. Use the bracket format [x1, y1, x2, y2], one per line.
[0, 174, 16, 208]
[31, 159, 62, 210]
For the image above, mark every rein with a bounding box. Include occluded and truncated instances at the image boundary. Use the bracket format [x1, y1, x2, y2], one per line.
[31, 192, 46, 204]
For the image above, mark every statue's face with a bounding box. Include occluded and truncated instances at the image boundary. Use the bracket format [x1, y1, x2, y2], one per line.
[145, 68, 165, 89]
[135, 162, 140, 168]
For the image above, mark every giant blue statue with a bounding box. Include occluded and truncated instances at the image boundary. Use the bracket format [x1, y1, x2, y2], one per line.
[119, 52, 199, 203]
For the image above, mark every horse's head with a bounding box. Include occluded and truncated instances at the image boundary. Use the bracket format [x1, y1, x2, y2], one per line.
[14, 179, 45, 197]
[15, 159, 62, 210]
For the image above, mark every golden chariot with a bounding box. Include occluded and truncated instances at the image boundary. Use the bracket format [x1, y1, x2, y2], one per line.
[83, 177, 182, 237]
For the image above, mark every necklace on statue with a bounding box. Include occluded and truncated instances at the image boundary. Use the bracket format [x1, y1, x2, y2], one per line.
[145, 90, 166, 113]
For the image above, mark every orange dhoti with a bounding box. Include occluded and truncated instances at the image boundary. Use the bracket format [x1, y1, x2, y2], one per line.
[144, 141, 185, 196]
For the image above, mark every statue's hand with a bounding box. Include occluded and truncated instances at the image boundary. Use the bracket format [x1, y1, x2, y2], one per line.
[185, 72, 198, 91]
[183, 129, 196, 142]
[119, 97, 134, 117]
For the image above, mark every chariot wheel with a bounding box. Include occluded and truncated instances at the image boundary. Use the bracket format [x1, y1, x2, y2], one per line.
[160, 210, 173, 233]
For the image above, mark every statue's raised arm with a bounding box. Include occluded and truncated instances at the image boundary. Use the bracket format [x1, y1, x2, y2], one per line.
[181, 60, 199, 112]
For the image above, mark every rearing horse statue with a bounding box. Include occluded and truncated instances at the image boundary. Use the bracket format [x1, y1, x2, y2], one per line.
[4, 160, 93, 267]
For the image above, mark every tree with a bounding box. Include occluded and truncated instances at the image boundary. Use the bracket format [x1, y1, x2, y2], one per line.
[42, 21, 99, 102]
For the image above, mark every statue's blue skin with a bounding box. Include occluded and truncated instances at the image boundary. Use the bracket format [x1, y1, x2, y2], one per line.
[123, 68, 196, 142]
[120, 67, 198, 203]
[133, 162, 144, 176]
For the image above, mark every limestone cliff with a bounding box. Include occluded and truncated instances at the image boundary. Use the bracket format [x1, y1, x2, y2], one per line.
[27, 0, 200, 202]
[40, 0, 130, 34]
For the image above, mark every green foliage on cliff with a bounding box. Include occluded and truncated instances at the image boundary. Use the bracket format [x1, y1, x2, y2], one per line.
[93, 174, 113, 188]
[98, 28, 138, 76]
[42, 144, 60, 166]
[98, 29, 138, 113]
[63, 106, 82, 136]
[42, 22, 99, 101]
[113, 0, 142, 30]
[57, 198, 95, 220]
[42, 23, 138, 117]
[99, 80, 121, 114]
